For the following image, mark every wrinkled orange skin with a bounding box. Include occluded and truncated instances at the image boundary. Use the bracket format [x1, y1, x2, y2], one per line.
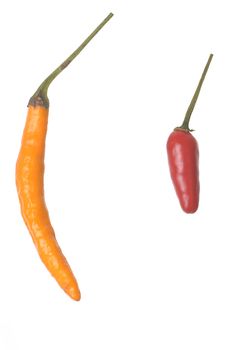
[16, 105, 81, 301]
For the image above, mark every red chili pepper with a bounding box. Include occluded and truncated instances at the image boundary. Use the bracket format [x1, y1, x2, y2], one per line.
[167, 54, 213, 213]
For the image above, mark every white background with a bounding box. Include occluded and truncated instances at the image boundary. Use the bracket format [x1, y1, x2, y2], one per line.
[0, 0, 231, 349]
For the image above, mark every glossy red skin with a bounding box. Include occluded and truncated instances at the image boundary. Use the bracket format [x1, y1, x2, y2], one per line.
[167, 130, 199, 213]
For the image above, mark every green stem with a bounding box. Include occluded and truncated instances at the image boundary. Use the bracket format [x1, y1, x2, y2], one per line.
[175, 54, 213, 132]
[29, 12, 114, 108]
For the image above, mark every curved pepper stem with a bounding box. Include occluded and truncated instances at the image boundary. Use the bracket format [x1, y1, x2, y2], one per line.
[175, 53, 213, 132]
[29, 12, 114, 108]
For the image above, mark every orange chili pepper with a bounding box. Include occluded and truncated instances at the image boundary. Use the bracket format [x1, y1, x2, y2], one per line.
[16, 13, 113, 301]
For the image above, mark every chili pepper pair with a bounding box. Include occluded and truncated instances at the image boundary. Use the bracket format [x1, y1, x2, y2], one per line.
[15, 11, 213, 301]
[167, 54, 213, 213]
